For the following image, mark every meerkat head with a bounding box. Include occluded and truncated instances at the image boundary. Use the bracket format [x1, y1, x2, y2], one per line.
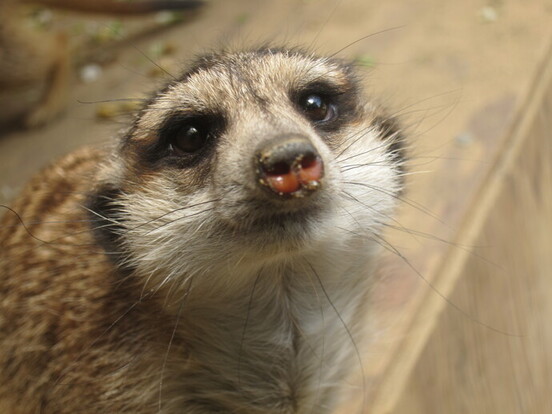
[90, 48, 405, 294]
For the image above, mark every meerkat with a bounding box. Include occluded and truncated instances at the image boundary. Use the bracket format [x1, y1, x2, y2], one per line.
[0, 47, 405, 413]
[0, 0, 204, 129]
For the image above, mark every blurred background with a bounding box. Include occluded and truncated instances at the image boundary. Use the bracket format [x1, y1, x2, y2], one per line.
[1, 0, 551, 412]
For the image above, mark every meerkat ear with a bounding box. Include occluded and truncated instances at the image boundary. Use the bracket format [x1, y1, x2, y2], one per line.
[86, 183, 129, 267]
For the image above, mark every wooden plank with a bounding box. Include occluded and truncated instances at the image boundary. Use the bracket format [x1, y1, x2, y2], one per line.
[391, 41, 552, 414]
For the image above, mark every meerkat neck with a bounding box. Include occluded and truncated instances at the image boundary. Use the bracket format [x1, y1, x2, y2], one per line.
[156, 255, 371, 413]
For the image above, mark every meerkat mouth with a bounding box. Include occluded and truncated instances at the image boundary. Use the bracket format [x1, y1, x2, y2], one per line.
[250, 208, 317, 229]
[220, 200, 327, 248]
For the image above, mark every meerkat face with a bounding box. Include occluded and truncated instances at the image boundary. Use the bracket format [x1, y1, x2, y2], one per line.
[92, 48, 404, 288]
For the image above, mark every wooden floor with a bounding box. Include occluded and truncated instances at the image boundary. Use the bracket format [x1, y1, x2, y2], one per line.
[1, 1, 552, 412]
[376, 42, 552, 414]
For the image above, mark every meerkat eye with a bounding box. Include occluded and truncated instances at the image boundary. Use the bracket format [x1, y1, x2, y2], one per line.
[171, 124, 209, 154]
[298, 93, 336, 123]
[160, 114, 221, 157]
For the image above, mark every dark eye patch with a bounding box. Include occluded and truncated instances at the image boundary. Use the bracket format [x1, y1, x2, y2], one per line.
[133, 112, 225, 169]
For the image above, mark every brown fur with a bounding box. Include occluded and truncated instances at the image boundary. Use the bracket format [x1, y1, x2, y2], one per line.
[0, 149, 174, 412]
[0, 0, 203, 129]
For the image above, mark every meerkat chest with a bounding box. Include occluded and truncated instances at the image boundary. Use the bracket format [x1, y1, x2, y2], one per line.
[167, 261, 366, 413]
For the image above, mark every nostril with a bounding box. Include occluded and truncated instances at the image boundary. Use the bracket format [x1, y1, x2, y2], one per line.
[298, 154, 323, 186]
[300, 153, 316, 170]
[265, 161, 291, 176]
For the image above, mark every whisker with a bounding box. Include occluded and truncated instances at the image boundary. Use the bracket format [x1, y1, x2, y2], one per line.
[337, 138, 394, 163]
[158, 286, 189, 413]
[131, 198, 221, 232]
[301, 261, 326, 414]
[328, 26, 406, 58]
[237, 269, 262, 387]
[305, 260, 367, 412]
[308, 0, 344, 50]
[344, 181, 444, 223]
[77, 98, 147, 105]
[368, 231, 522, 337]
[142, 206, 217, 235]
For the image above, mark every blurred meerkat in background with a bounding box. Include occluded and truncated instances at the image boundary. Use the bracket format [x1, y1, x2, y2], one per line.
[0, 0, 204, 129]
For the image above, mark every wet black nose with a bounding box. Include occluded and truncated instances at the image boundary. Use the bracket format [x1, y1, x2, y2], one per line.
[255, 135, 324, 197]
